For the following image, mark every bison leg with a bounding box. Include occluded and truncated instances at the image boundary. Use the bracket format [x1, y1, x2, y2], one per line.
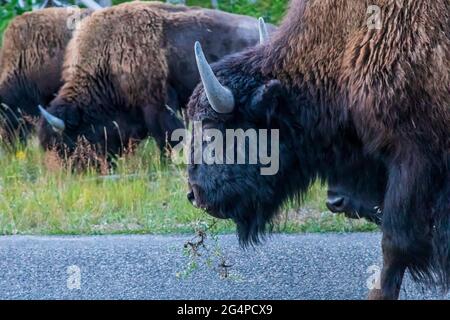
[371, 151, 438, 299]
[144, 105, 184, 155]
[166, 85, 189, 129]
[166, 85, 181, 116]
[368, 233, 406, 300]
[157, 107, 184, 153]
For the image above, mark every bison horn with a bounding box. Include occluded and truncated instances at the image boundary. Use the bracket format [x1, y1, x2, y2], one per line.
[258, 17, 269, 44]
[38, 105, 65, 132]
[194, 42, 235, 114]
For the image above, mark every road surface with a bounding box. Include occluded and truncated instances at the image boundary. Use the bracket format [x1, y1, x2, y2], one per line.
[0, 233, 447, 300]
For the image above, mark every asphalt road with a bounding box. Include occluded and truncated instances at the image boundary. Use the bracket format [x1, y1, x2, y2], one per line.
[0, 233, 448, 300]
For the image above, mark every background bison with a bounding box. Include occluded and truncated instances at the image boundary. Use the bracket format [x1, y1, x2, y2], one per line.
[0, 7, 92, 147]
[38, 1, 275, 161]
[187, 0, 450, 300]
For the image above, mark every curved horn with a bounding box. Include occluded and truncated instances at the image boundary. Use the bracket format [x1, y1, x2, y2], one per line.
[38, 105, 65, 131]
[194, 42, 235, 114]
[258, 17, 270, 44]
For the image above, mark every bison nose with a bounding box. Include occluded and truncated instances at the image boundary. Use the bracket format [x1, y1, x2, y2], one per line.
[187, 190, 195, 204]
[187, 188, 199, 208]
[326, 196, 346, 213]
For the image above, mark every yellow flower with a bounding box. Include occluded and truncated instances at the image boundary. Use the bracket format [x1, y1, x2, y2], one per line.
[16, 151, 26, 160]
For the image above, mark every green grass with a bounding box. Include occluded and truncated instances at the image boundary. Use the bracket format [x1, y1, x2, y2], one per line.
[185, 0, 289, 24]
[0, 138, 378, 236]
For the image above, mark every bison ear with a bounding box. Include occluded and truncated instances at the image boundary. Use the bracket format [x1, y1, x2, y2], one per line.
[248, 80, 284, 124]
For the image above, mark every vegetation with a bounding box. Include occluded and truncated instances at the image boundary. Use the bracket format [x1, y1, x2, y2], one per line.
[0, 137, 377, 235]
[177, 0, 288, 24]
[0, 0, 378, 236]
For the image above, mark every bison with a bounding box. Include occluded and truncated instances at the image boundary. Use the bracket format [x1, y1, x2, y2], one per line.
[38, 1, 276, 160]
[0, 7, 93, 146]
[187, 0, 450, 300]
[326, 152, 386, 226]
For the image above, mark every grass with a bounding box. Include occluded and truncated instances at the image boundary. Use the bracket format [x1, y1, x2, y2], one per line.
[185, 0, 289, 24]
[0, 137, 378, 236]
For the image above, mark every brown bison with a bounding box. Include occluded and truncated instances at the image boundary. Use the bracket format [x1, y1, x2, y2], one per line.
[38, 1, 275, 159]
[0, 7, 93, 146]
[187, 0, 450, 300]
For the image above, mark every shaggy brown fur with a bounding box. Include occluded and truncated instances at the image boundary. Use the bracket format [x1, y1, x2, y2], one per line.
[0, 7, 92, 145]
[187, 0, 450, 299]
[266, 0, 450, 150]
[60, 2, 207, 114]
[39, 1, 269, 157]
[266, 0, 450, 293]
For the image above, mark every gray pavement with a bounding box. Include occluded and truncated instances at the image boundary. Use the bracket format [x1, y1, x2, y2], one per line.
[0, 233, 447, 300]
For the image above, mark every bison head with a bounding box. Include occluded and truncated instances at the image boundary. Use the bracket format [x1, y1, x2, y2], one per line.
[187, 26, 387, 243]
[37, 99, 146, 162]
[186, 42, 304, 245]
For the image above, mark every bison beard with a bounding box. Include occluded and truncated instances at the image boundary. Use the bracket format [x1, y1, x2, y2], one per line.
[187, 0, 450, 299]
